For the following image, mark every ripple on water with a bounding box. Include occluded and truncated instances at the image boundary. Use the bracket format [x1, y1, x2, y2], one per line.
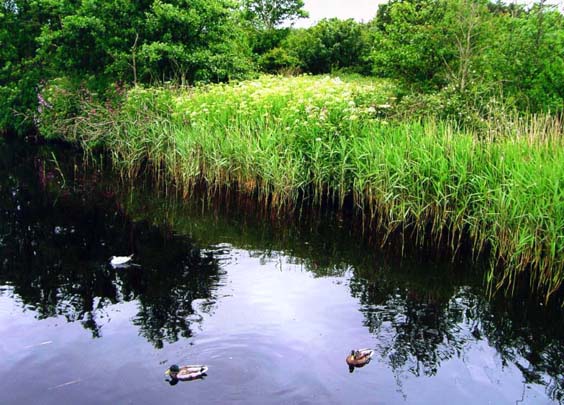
[187, 332, 337, 404]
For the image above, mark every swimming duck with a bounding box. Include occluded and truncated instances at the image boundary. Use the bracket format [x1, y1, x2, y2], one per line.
[165, 364, 208, 381]
[346, 349, 374, 373]
[110, 254, 133, 267]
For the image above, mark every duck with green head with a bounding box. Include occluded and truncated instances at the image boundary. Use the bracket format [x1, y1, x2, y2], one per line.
[165, 364, 208, 381]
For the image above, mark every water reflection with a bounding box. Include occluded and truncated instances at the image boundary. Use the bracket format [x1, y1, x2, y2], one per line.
[0, 138, 563, 403]
[112, 164, 564, 403]
[351, 275, 564, 402]
[0, 140, 223, 347]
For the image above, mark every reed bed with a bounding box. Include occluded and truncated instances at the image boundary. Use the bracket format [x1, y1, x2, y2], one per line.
[39, 75, 564, 301]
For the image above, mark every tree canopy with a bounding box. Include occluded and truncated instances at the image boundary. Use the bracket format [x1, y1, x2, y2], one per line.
[1, 0, 564, 134]
[242, 0, 308, 29]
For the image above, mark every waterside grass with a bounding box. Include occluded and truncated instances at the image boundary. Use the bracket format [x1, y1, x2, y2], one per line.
[39, 75, 564, 301]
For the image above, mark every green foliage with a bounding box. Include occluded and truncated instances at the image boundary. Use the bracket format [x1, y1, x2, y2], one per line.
[371, 0, 452, 89]
[482, 3, 564, 111]
[34, 0, 144, 84]
[257, 47, 300, 73]
[138, 0, 253, 83]
[34, 0, 254, 85]
[0, 0, 47, 134]
[242, 0, 308, 29]
[0, 0, 256, 134]
[37, 77, 124, 146]
[2, 0, 564, 134]
[247, 27, 291, 55]
[372, 0, 564, 114]
[36, 77, 87, 141]
[282, 19, 372, 74]
[38, 75, 564, 301]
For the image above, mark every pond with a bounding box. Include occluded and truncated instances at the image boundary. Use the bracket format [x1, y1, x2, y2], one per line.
[0, 138, 563, 404]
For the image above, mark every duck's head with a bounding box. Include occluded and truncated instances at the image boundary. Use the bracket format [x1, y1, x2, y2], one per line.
[165, 364, 180, 379]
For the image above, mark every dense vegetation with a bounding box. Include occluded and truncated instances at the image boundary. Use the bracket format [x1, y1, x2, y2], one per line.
[37, 75, 564, 301]
[2, 0, 563, 134]
[2, 0, 564, 301]
[4, 139, 564, 402]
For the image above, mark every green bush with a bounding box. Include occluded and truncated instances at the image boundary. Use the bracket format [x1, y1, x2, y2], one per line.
[282, 19, 372, 75]
[38, 77, 124, 146]
[258, 47, 300, 73]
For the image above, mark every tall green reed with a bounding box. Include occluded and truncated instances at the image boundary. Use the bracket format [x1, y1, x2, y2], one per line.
[38, 75, 564, 302]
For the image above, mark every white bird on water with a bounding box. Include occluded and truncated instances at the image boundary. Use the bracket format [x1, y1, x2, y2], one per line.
[110, 254, 134, 268]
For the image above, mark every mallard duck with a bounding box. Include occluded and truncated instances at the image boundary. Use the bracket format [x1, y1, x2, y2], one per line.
[165, 364, 208, 381]
[346, 349, 374, 373]
[110, 254, 133, 267]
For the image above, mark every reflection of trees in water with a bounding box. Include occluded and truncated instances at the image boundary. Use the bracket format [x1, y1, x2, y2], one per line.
[350, 272, 564, 402]
[351, 275, 460, 377]
[0, 141, 223, 347]
[2, 140, 563, 401]
[123, 175, 564, 402]
[482, 297, 564, 403]
[117, 234, 222, 348]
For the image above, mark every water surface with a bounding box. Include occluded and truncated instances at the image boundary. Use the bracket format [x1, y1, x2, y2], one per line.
[0, 139, 562, 404]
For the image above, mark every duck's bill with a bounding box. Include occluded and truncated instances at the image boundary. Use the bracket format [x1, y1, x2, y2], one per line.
[165, 370, 171, 376]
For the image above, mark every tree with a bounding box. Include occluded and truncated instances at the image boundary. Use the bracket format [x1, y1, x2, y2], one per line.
[139, 0, 253, 83]
[442, 0, 492, 94]
[0, 0, 65, 134]
[283, 19, 372, 74]
[371, 0, 453, 89]
[1, 0, 256, 134]
[35, 0, 253, 85]
[242, 0, 308, 30]
[370, 0, 564, 114]
[484, 2, 564, 111]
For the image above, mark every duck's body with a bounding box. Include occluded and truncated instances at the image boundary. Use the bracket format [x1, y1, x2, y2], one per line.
[166, 364, 208, 381]
[110, 254, 133, 267]
[346, 349, 374, 372]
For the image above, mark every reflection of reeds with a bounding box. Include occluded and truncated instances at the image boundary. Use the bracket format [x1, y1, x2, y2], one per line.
[50, 151, 66, 188]
[40, 75, 564, 302]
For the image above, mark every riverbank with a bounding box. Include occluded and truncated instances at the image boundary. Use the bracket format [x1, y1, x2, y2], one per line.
[37, 74, 564, 301]
[2, 135, 563, 404]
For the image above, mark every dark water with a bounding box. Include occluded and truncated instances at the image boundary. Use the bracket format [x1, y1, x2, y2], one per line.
[0, 138, 563, 404]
